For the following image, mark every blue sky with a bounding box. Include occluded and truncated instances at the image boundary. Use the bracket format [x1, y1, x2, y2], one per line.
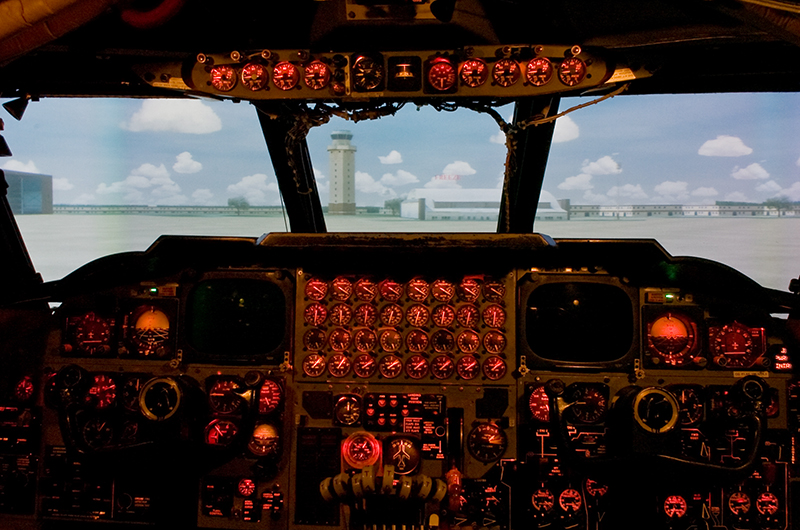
[2, 92, 799, 207]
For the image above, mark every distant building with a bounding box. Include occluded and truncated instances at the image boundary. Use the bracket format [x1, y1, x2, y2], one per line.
[401, 188, 567, 221]
[327, 131, 356, 215]
[2, 169, 53, 214]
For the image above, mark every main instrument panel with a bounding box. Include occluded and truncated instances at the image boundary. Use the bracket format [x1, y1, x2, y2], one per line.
[0, 233, 797, 530]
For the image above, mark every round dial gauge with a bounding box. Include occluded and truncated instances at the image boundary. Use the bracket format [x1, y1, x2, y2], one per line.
[406, 304, 430, 327]
[457, 304, 480, 328]
[525, 57, 553, 86]
[354, 329, 377, 352]
[304, 303, 328, 326]
[467, 422, 508, 462]
[431, 330, 455, 352]
[238, 478, 256, 497]
[327, 354, 351, 377]
[304, 60, 331, 90]
[329, 303, 353, 326]
[303, 329, 327, 351]
[670, 385, 704, 425]
[432, 279, 456, 302]
[14, 376, 35, 402]
[648, 313, 698, 366]
[305, 278, 328, 300]
[342, 431, 381, 469]
[406, 278, 430, 301]
[558, 57, 587, 87]
[379, 279, 403, 301]
[566, 385, 607, 424]
[712, 322, 760, 368]
[387, 437, 421, 474]
[457, 355, 480, 380]
[728, 492, 751, 515]
[208, 378, 243, 414]
[273, 62, 300, 90]
[73, 312, 113, 355]
[482, 305, 506, 328]
[529, 384, 550, 422]
[531, 489, 555, 512]
[484, 331, 506, 353]
[352, 56, 384, 91]
[492, 59, 520, 87]
[355, 304, 378, 326]
[380, 330, 402, 352]
[585, 479, 608, 498]
[120, 420, 139, 445]
[559, 489, 582, 512]
[405, 354, 429, 379]
[664, 495, 687, 518]
[82, 418, 114, 450]
[248, 423, 280, 457]
[121, 377, 144, 412]
[379, 355, 403, 378]
[460, 58, 489, 87]
[204, 419, 239, 446]
[328, 329, 351, 352]
[334, 395, 361, 425]
[457, 330, 481, 353]
[139, 377, 181, 421]
[428, 58, 457, 91]
[88, 374, 117, 409]
[353, 354, 378, 378]
[302, 354, 326, 377]
[355, 278, 378, 301]
[129, 306, 170, 357]
[483, 281, 506, 302]
[756, 492, 779, 515]
[458, 278, 481, 302]
[210, 65, 237, 91]
[241, 63, 269, 91]
[380, 304, 404, 326]
[432, 305, 456, 327]
[406, 330, 429, 353]
[633, 387, 680, 434]
[431, 355, 455, 379]
[259, 380, 282, 415]
[483, 356, 507, 380]
[331, 277, 352, 301]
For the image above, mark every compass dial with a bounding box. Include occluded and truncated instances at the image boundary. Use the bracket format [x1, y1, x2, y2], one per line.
[460, 58, 489, 87]
[72, 312, 113, 355]
[241, 63, 269, 91]
[711, 322, 763, 368]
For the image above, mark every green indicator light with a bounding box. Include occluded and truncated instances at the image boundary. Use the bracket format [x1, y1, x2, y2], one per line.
[665, 293, 675, 300]
[150, 287, 159, 294]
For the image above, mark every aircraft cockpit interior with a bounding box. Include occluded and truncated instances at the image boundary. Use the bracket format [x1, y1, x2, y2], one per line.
[0, 1, 799, 529]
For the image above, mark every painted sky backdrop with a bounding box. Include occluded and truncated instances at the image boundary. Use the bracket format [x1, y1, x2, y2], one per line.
[2, 92, 799, 207]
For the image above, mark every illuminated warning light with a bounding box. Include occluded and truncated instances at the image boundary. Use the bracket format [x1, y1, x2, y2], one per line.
[774, 362, 793, 371]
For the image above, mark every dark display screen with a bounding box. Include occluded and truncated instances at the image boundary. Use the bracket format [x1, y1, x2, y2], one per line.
[526, 283, 633, 363]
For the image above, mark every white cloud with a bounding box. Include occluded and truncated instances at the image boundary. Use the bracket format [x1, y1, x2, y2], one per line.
[731, 162, 769, 180]
[192, 189, 214, 204]
[654, 180, 689, 199]
[582, 190, 614, 205]
[796, 156, 800, 167]
[724, 191, 750, 202]
[72, 193, 95, 204]
[378, 150, 403, 164]
[96, 163, 183, 204]
[2, 159, 39, 173]
[53, 177, 74, 191]
[698, 135, 753, 157]
[582, 155, 622, 175]
[173, 151, 202, 174]
[755, 180, 782, 193]
[608, 183, 648, 199]
[691, 187, 718, 197]
[121, 99, 222, 134]
[553, 116, 580, 143]
[133, 163, 169, 179]
[355, 171, 397, 197]
[442, 161, 476, 176]
[423, 175, 462, 189]
[314, 168, 326, 180]
[780, 182, 800, 201]
[557, 173, 593, 191]
[226, 173, 279, 205]
[489, 131, 506, 144]
[380, 169, 419, 187]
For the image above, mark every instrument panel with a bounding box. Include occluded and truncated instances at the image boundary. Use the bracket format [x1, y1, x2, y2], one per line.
[0, 233, 798, 530]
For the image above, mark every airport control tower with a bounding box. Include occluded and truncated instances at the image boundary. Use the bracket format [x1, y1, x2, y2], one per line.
[327, 130, 356, 215]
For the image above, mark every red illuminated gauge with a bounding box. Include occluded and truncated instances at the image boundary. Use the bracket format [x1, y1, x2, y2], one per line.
[379, 355, 403, 378]
[380, 304, 404, 326]
[248, 423, 280, 457]
[304, 60, 331, 90]
[484, 331, 506, 353]
[304, 303, 328, 326]
[457, 355, 480, 380]
[528, 384, 550, 422]
[492, 59, 520, 87]
[121, 377, 144, 412]
[380, 279, 403, 301]
[238, 478, 256, 497]
[329, 303, 353, 326]
[259, 380, 282, 415]
[302, 354, 326, 377]
[88, 374, 116, 409]
[467, 422, 507, 462]
[430, 355, 455, 379]
[648, 313, 698, 366]
[432, 305, 456, 327]
[329, 328, 351, 352]
[559, 489, 582, 512]
[483, 281, 506, 302]
[210, 65, 237, 91]
[13, 376, 35, 402]
[728, 492, 751, 515]
[82, 418, 114, 450]
[457, 304, 480, 328]
[483, 356, 507, 380]
[406, 305, 430, 327]
[427, 58, 457, 91]
[458, 278, 481, 302]
[407, 278, 429, 301]
[711, 322, 764, 369]
[525, 57, 553, 86]
[457, 330, 481, 353]
[355, 278, 378, 301]
[303, 329, 327, 351]
[669, 385, 704, 425]
[432, 279, 456, 302]
[204, 419, 239, 446]
[756, 492, 779, 515]
[331, 277, 352, 301]
[72, 312, 113, 355]
[432, 330, 455, 353]
[664, 495, 687, 518]
[305, 278, 328, 300]
[353, 354, 378, 378]
[354, 329, 377, 352]
[273, 61, 300, 90]
[585, 479, 608, 498]
[532, 489, 555, 512]
[558, 57, 587, 87]
[482, 305, 506, 328]
[406, 330, 429, 353]
[460, 58, 489, 88]
[352, 56, 384, 91]
[405, 355, 429, 379]
[208, 378, 243, 414]
[328, 354, 351, 377]
[241, 63, 269, 91]
[380, 330, 402, 352]
[387, 437, 421, 475]
[334, 395, 361, 426]
[566, 385, 607, 424]
[342, 431, 381, 469]
[355, 304, 378, 326]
